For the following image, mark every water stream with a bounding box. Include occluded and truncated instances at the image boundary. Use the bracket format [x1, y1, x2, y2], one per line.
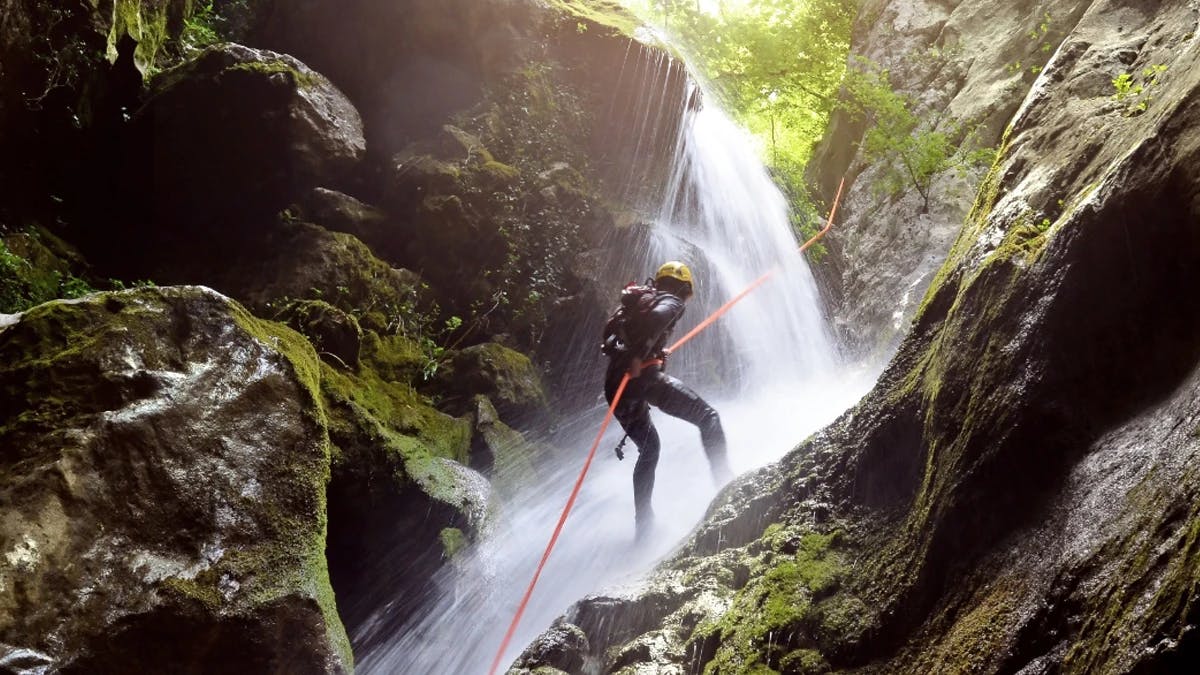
[354, 47, 875, 675]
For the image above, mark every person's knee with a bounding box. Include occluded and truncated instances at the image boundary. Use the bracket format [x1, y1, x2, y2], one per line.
[700, 407, 723, 436]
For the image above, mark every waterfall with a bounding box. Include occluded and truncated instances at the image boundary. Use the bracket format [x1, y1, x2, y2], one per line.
[353, 45, 872, 675]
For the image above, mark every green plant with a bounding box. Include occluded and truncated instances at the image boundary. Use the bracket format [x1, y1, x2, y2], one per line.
[59, 275, 95, 299]
[0, 240, 31, 311]
[181, 1, 221, 51]
[841, 60, 993, 213]
[417, 315, 466, 380]
[1112, 64, 1168, 116]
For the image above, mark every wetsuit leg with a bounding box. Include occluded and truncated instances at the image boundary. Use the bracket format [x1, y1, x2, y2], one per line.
[606, 371, 660, 533]
[642, 373, 732, 484]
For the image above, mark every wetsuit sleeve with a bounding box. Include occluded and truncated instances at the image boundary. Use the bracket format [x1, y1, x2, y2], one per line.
[629, 296, 684, 364]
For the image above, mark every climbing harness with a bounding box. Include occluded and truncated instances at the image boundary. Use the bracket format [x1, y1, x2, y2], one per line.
[486, 178, 845, 675]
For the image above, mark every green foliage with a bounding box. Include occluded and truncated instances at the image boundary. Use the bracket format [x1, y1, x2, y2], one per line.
[0, 240, 29, 312]
[841, 59, 994, 213]
[1113, 64, 1167, 116]
[0, 237, 98, 313]
[620, 0, 856, 215]
[1006, 12, 1058, 78]
[180, 0, 257, 52]
[181, 2, 221, 51]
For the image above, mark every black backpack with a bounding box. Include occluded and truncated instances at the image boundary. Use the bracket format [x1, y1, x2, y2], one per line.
[600, 281, 660, 357]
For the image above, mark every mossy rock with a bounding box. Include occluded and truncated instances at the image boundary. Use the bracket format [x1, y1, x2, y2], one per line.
[430, 342, 550, 426]
[0, 229, 90, 313]
[318, 340, 494, 634]
[0, 285, 351, 673]
[301, 187, 389, 243]
[222, 221, 424, 333]
[275, 299, 363, 368]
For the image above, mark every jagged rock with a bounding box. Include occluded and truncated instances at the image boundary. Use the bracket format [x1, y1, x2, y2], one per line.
[132, 43, 365, 228]
[0, 286, 351, 673]
[302, 188, 389, 243]
[431, 342, 550, 426]
[511, 621, 588, 674]
[809, 0, 1093, 359]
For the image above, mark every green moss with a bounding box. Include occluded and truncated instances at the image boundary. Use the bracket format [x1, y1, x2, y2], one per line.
[779, 649, 829, 674]
[231, 307, 325, 418]
[108, 0, 173, 74]
[698, 529, 849, 673]
[545, 0, 643, 37]
[225, 60, 320, 89]
[321, 362, 470, 465]
[479, 159, 521, 183]
[439, 527, 467, 558]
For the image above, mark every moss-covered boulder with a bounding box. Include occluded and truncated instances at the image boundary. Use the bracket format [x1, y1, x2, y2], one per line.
[0, 227, 92, 314]
[276, 299, 364, 368]
[0, 285, 351, 673]
[218, 221, 424, 334]
[319, 331, 496, 642]
[128, 43, 365, 232]
[430, 342, 550, 427]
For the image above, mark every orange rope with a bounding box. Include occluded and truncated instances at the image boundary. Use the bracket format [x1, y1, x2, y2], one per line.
[486, 373, 632, 675]
[487, 176, 845, 675]
[665, 176, 845, 356]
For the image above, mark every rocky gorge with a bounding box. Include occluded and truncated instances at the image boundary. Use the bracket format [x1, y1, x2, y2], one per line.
[516, 0, 1200, 672]
[2, 0, 1199, 674]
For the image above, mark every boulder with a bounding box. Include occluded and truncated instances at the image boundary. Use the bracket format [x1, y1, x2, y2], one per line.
[259, 0, 538, 153]
[218, 222, 424, 334]
[512, 621, 588, 674]
[131, 43, 365, 229]
[276, 299, 364, 368]
[0, 286, 351, 673]
[467, 395, 544, 497]
[301, 188, 389, 243]
[430, 342, 550, 426]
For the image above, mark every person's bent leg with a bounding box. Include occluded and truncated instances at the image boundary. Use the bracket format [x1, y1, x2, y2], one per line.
[645, 374, 732, 484]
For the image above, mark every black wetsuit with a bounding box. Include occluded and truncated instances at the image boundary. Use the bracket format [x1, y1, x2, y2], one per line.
[603, 291, 731, 534]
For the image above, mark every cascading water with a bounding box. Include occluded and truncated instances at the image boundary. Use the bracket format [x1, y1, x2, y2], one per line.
[353, 42, 873, 675]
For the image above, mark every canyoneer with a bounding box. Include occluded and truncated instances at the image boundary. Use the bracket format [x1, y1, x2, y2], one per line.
[601, 261, 733, 540]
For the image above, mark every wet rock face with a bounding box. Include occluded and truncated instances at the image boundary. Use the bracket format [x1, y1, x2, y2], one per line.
[0, 286, 351, 673]
[525, 0, 1200, 672]
[809, 0, 1093, 360]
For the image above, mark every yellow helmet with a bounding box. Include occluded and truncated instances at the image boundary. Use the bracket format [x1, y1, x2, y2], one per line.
[655, 261, 693, 286]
